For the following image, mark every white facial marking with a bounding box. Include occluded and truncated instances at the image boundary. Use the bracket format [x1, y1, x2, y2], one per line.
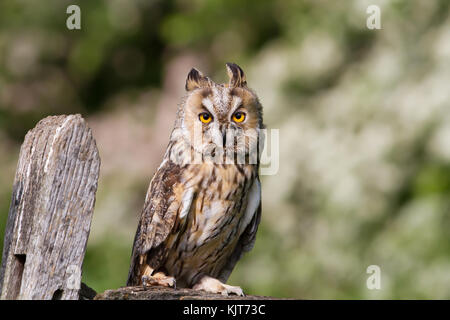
[202, 97, 214, 114]
[230, 95, 242, 116]
[221, 87, 230, 111]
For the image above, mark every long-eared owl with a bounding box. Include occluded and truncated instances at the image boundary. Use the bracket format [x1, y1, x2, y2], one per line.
[127, 63, 264, 296]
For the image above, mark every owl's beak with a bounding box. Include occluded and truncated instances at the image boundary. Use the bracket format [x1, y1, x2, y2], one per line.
[221, 126, 227, 147]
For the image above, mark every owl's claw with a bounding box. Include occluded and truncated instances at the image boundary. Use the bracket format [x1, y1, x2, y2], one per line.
[142, 275, 149, 290]
[193, 275, 245, 296]
[142, 273, 176, 290]
[221, 284, 244, 297]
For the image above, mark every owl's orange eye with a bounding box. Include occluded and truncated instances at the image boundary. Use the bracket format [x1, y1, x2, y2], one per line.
[199, 112, 212, 123]
[232, 111, 246, 123]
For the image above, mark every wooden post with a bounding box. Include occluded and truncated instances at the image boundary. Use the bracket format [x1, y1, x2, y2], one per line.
[95, 286, 279, 300]
[0, 114, 100, 300]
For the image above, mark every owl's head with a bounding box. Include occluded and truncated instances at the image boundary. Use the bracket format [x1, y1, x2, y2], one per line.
[173, 63, 264, 164]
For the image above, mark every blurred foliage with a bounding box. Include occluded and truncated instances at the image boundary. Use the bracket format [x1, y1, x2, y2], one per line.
[1, 0, 450, 298]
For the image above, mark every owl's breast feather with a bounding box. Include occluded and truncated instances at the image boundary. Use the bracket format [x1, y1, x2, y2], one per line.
[163, 162, 260, 285]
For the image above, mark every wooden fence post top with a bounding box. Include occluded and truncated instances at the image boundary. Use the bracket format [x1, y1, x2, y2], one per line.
[0, 114, 100, 300]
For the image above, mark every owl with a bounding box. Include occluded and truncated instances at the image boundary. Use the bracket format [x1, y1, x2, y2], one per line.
[127, 63, 264, 296]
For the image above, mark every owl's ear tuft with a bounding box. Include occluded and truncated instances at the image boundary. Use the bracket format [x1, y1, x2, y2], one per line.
[185, 68, 212, 91]
[226, 63, 247, 87]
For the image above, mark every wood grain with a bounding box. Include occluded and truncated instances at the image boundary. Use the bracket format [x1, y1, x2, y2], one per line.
[95, 286, 280, 300]
[0, 114, 100, 300]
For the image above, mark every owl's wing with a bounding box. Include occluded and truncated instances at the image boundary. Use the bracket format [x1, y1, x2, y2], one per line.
[218, 178, 262, 283]
[127, 159, 193, 285]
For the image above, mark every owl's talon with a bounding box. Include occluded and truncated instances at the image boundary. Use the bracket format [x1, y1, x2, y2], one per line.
[142, 275, 149, 290]
[141, 273, 176, 289]
[193, 275, 245, 296]
[223, 284, 244, 296]
[169, 277, 177, 289]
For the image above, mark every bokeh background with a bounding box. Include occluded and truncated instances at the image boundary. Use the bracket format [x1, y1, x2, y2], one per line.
[1, 0, 450, 299]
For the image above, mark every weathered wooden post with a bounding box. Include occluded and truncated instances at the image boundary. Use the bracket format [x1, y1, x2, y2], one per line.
[0, 114, 100, 300]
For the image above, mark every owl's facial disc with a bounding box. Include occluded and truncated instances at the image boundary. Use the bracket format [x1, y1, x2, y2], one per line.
[180, 86, 261, 163]
[178, 64, 263, 164]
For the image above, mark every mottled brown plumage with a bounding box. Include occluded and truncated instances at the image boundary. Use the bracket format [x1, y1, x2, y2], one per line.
[127, 63, 264, 296]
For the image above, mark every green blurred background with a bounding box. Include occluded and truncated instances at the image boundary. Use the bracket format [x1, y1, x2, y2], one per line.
[1, 0, 450, 299]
